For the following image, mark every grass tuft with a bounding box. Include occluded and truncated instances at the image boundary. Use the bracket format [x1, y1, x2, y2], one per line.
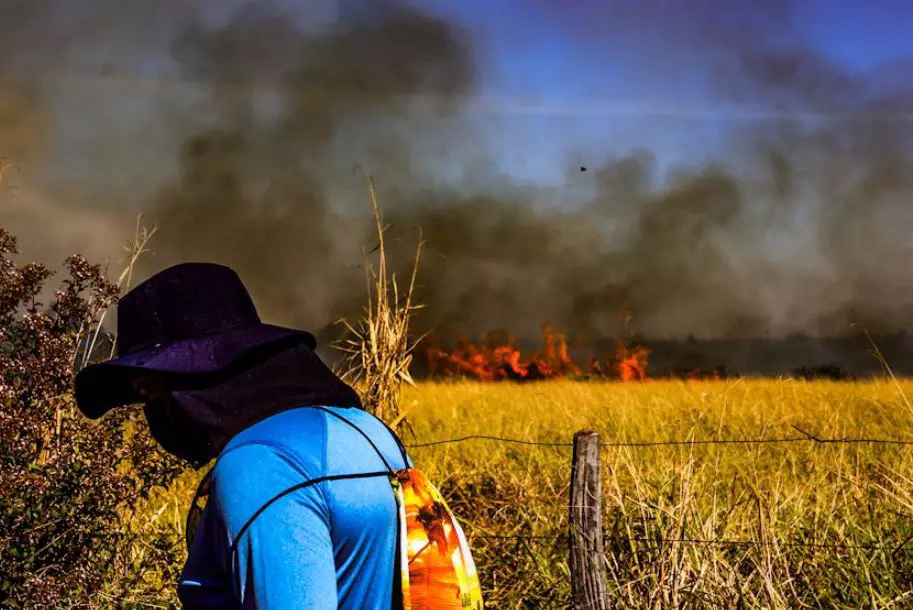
[335, 173, 425, 429]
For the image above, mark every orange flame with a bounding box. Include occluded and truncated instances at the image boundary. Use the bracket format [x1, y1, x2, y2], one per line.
[423, 325, 648, 382]
[616, 340, 649, 382]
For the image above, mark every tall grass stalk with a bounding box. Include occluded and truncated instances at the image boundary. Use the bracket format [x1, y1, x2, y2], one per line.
[70, 216, 156, 375]
[336, 173, 425, 428]
[853, 322, 913, 417]
[78, 216, 157, 371]
[0, 158, 17, 189]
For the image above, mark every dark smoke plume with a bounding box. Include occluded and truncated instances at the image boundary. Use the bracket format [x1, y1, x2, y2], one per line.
[150, 1, 475, 326]
[378, 0, 913, 340]
[2, 0, 913, 344]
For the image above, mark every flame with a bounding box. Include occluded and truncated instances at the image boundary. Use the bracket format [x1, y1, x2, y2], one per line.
[423, 324, 648, 382]
[616, 339, 649, 382]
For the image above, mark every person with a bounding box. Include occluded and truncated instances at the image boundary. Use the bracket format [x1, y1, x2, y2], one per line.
[75, 262, 410, 609]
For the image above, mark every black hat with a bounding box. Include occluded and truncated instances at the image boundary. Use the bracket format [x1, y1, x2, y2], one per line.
[74, 263, 316, 418]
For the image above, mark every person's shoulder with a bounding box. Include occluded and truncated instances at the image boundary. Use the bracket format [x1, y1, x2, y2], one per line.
[210, 439, 325, 536]
[223, 407, 330, 463]
[211, 408, 334, 514]
[230, 406, 328, 446]
[320, 406, 410, 471]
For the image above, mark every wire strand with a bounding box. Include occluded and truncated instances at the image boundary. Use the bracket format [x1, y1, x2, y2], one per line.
[408, 434, 574, 448]
[466, 533, 913, 553]
[406, 433, 913, 449]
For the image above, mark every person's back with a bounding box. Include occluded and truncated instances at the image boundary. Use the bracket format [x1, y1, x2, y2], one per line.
[179, 406, 410, 609]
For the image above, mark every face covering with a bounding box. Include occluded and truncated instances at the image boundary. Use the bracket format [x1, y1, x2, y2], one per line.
[143, 396, 209, 467]
[139, 342, 363, 468]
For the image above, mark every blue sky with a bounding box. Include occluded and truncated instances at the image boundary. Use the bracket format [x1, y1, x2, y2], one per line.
[430, 0, 913, 93]
[30, 0, 913, 202]
[396, 0, 913, 186]
[800, 0, 912, 69]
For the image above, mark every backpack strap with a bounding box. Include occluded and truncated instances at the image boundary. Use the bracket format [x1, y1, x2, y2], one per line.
[184, 406, 413, 562]
[227, 469, 392, 557]
[225, 407, 411, 558]
[311, 406, 409, 472]
[185, 467, 214, 551]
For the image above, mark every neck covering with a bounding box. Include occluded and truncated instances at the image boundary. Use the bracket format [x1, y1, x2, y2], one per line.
[143, 339, 362, 468]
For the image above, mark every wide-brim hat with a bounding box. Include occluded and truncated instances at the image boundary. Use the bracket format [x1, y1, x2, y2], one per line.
[75, 263, 316, 419]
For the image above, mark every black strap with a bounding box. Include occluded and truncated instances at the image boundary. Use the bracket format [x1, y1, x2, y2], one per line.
[228, 470, 392, 557]
[392, 502, 404, 609]
[378, 415, 411, 468]
[313, 406, 409, 472]
[226, 407, 412, 559]
[185, 468, 214, 550]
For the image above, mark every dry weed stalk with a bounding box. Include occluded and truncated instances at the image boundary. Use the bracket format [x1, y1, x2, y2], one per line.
[77, 216, 157, 371]
[337, 174, 425, 429]
[0, 158, 16, 188]
[852, 322, 913, 417]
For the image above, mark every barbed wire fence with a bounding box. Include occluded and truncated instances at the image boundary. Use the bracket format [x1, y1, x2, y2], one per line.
[406, 427, 913, 449]
[405, 428, 913, 608]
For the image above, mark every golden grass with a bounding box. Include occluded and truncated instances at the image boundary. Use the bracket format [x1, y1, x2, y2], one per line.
[128, 378, 913, 608]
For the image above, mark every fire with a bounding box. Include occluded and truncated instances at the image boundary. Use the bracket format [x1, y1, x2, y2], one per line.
[423, 324, 649, 382]
[616, 340, 649, 382]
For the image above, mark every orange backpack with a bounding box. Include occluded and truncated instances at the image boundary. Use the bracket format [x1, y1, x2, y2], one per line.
[186, 407, 483, 609]
[392, 467, 483, 609]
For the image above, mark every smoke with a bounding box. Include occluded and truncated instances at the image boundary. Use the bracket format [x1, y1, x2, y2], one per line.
[2, 0, 913, 342]
[379, 0, 913, 340]
[149, 0, 475, 325]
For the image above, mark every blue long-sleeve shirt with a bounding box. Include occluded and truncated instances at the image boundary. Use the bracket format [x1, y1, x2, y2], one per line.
[178, 406, 410, 609]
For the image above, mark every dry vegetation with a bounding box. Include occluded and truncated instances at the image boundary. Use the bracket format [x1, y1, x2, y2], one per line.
[0, 228, 184, 609]
[405, 379, 913, 608]
[137, 379, 913, 608]
[334, 174, 424, 429]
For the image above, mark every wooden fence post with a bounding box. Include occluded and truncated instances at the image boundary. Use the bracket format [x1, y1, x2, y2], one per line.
[569, 430, 608, 610]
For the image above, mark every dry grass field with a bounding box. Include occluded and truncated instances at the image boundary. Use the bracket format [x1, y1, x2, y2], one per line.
[131, 378, 913, 609]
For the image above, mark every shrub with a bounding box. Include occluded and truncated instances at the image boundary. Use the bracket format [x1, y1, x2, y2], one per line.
[0, 229, 183, 608]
